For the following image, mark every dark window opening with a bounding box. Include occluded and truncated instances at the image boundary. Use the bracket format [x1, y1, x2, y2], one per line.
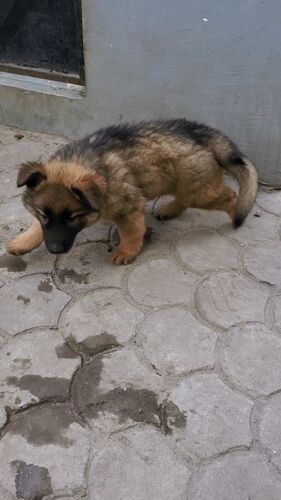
[0, 0, 85, 85]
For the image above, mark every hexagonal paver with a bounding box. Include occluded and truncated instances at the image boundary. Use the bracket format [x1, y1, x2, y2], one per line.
[61, 289, 144, 354]
[88, 426, 191, 500]
[0, 196, 32, 254]
[222, 207, 278, 244]
[260, 393, 281, 470]
[0, 169, 21, 200]
[257, 190, 281, 216]
[176, 229, 239, 273]
[0, 408, 6, 430]
[219, 323, 281, 397]
[196, 271, 269, 328]
[127, 257, 197, 307]
[0, 329, 80, 422]
[138, 307, 218, 376]
[75, 221, 111, 245]
[168, 373, 253, 461]
[189, 452, 281, 500]
[0, 138, 61, 168]
[0, 404, 91, 497]
[72, 348, 164, 432]
[0, 274, 70, 335]
[243, 242, 281, 287]
[0, 248, 56, 284]
[55, 242, 124, 295]
[273, 295, 281, 330]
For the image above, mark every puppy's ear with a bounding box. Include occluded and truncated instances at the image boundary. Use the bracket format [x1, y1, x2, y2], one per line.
[17, 162, 46, 189]
[71, 173, 106, 211]
[74, 173, 106, 193]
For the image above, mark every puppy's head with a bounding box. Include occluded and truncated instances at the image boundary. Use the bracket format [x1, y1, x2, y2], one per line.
[17, 160, 106, 254]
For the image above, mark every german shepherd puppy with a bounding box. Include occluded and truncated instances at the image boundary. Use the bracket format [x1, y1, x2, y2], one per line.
[7, 119, 258, 264]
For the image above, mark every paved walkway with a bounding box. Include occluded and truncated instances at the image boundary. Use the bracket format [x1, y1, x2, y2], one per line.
[1, 124, 281, 499]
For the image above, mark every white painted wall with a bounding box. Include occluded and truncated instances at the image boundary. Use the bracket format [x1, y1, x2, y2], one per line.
[0, 0, 280, 184]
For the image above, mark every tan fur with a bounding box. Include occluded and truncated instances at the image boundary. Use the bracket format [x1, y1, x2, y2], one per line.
[7, 219, 43, 255]
[7, 124, 258, 263]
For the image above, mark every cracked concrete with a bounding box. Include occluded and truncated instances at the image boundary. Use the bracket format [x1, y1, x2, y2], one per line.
[0, 123, 281, 499]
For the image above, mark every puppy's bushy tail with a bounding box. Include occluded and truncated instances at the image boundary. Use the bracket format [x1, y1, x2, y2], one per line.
[211, 135, 258, 228]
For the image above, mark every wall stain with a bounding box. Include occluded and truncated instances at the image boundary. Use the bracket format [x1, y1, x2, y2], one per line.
[12, 460, 52, 499]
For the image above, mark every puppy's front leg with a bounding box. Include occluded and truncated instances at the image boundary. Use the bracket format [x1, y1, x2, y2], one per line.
[6, 219, 43, 256]
[111, 210, 146, 265]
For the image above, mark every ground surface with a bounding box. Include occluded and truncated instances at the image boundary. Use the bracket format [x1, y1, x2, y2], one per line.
[0, 124, 281, 500]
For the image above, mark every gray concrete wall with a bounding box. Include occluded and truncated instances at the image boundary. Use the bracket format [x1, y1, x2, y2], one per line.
[0, 0, 280, 185]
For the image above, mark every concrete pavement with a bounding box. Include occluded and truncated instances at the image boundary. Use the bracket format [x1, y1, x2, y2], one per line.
[1, 124, 281, 499]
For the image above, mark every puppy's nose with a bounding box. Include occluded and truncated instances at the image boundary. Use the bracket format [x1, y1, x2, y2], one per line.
[47, 243, 65, 254]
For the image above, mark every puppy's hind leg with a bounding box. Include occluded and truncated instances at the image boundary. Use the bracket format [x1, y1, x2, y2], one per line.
[194, 184, 238, 222]
[7, 219, 43, 255]
[154, 198, 186, 220]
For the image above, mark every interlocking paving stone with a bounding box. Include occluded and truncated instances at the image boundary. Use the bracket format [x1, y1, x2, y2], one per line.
[137, 307, 218, 375]
[189, 452, 281, 500]
[257, 190, 281, 216]
[0, 196, 32, 254]
[1, 125, 281, 497]
[168, 373, 253, 461]
[243, 242, 281, 287]
[272, 294, 281, 330]
[72, 348, 164, 432]
[196, 271, 269, 328]
[55, 242, 124, 295]
[75, 221, 111, 244]
[0, 124, 26, 145]
[176, 228, 239, 273]
[88, 426, 191, 500]
[0, 404, 91, 497]
[0, 485, 15, 500]
[260, 393, 281, 471]
[0, 248, 56, 284]
[0, 274, 70, 335]
[221, 206, 279, 244]
[61, 289, 144, 353]
[0, 329, 80, 425]
[219, 323, 281, 397]
[127, 257, 197, 307]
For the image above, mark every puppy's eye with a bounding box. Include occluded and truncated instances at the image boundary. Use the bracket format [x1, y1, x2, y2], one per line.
[36, 210, 49, 224]
[66, 213, 80, 225]
[68, 214, 78, 221]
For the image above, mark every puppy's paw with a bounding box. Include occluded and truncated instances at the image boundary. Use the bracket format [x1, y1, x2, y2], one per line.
[6, 238, 29, 256]
[154, 204, 177, 220]
[111, 248, 136, 265]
